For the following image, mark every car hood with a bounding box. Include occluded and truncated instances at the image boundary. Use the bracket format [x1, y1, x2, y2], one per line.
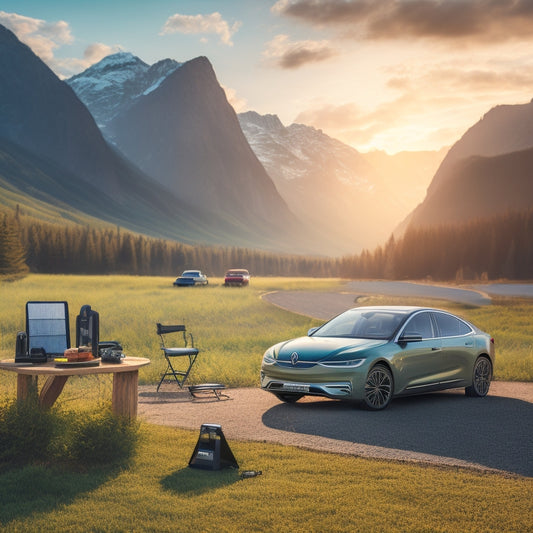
[274, 336, 387, 363]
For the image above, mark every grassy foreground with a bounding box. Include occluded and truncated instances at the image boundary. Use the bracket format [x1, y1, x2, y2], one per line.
[0, 424, 531, 532]
[0, 275, 531, 531]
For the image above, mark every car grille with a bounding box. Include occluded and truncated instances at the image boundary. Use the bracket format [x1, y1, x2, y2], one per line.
[275, 360, 317, 369]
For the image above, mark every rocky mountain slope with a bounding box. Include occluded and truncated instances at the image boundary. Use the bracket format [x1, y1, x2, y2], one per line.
[68, 52, 181, 134]
[427, 99, 533, 196]
[68, 53, 315, 251]
[238, 111, 408, 253]
[405, 99, 533, 230]
[0, 24, 301, 251]
[107, 58, 298, 232]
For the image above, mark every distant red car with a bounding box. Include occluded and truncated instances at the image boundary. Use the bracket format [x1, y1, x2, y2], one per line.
[224, 269, 250, 287]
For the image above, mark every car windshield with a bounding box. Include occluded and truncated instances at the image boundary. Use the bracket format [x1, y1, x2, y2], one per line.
[182, 271, 199, 276]
[312, 309, 405, 340]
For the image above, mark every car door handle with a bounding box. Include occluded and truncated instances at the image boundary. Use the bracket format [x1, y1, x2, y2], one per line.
[431, 347, 441, 351]
[464, 342, 474, 346]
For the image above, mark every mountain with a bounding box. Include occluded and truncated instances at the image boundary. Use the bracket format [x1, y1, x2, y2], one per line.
[102, 56, 304, 245]
[238, 111, 411, 253]
[0, 24, 296, 250]
[427, 99, 533, 196]
[407, 147, 533, 228]
[67, 52, 181, 134]
[404, 100, 533, 231]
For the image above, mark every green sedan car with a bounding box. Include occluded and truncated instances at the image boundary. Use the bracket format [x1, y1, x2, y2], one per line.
[261, 306, 495, 410]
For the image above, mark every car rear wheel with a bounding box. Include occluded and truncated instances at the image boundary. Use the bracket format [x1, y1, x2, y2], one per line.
[465, 356, 492, 397]
[363, 364, 393, 410]
[274, 393, 304, 403]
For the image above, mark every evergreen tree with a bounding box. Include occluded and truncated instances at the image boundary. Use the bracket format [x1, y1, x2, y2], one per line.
[0, 214, 29, 280]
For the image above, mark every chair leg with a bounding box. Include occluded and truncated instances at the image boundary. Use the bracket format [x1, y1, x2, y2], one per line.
[156, 371, 166, 392]
[178, 354, 198, 387]
[157, 357, 188, 391]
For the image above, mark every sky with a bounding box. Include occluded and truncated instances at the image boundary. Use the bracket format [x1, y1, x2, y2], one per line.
[2, 0, 533, 154]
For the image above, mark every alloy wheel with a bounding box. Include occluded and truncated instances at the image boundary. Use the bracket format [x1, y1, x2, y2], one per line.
[363, 365, 393, 410]
[468, 357, 492, 397]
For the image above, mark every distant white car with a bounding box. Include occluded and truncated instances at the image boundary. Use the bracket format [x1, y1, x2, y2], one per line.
[173, 270, 208, 286]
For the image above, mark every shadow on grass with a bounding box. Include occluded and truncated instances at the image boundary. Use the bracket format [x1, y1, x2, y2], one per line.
[161, 467, 240, 495]
[0, 463, 122, 525]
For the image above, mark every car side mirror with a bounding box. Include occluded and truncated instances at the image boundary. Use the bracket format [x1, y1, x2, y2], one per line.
[307, 327, 319, 336]
[398, 332, 423, 344]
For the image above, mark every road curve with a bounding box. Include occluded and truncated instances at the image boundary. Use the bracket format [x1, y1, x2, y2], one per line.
[262, 281, 492, 322]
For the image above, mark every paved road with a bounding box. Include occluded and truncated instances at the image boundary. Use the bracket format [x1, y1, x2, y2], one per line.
[263, 281, 533, 321]
[346, 281, 492, 306]
[472, 283, 533, 298]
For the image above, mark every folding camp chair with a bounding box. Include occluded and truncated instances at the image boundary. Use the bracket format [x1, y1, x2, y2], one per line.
[156, 323, 199, 391]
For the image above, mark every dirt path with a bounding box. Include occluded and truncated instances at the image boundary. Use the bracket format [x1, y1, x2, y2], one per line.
[138, 382, 532, 477]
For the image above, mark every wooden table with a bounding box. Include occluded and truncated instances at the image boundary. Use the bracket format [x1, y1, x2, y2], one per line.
[0, 357, 150, 419]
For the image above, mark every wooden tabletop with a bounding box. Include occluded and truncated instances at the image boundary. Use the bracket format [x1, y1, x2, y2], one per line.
[0, 356, 150, 376]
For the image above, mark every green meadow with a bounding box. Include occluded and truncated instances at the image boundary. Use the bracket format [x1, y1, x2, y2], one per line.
[0, 275, 531, 532]
[1, 274, 531, 386]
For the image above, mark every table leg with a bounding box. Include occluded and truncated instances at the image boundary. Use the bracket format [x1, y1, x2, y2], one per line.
[17, 374, 38, 403]
[112, 370, 139, 419]
[40, 375, 69, 409]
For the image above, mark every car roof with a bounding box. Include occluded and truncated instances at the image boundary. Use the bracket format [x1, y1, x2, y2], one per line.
[346, 306, 432, 314]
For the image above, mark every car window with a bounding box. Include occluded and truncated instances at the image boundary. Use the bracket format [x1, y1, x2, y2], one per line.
[314, 310, 403, 340]
[433, 312, 472, 337]
[402, 312, 435, 339]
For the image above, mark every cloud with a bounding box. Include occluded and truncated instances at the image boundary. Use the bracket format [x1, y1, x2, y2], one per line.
[83, 42, 121, 63]
[263, 34, 337, 69]
[0, 10, 73, 63]
[0, 11, 122, 77]
[160, 12, 241, 46]
[272, 0, 533, 44]
[55, 42, 123, 77]
[222, 85, 248, 113]
[386, 56, 533, 95]
[293, 51, 533, 152]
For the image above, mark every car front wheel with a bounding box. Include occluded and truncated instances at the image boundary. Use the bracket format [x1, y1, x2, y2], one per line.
[465, 356, 492, 397]
[363, 364, 393, 410]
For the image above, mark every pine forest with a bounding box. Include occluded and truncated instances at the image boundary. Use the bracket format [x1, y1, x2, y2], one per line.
[0, 208, 531, 282]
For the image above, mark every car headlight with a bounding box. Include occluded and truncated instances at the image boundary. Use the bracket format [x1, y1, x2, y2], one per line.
[319, 358, 365, 368]
[262, 348, 277, 364]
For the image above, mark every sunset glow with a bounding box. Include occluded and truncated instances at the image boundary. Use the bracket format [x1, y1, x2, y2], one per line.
[2, 0, 532, 153]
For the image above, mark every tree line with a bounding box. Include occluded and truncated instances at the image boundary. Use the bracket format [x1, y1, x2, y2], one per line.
[9, 215, 338, 277]
[338, 209, 533, 281]
[0, 207, 531, 281]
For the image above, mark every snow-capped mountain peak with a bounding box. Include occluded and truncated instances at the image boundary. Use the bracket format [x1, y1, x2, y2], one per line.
[67, 53, 181, 130]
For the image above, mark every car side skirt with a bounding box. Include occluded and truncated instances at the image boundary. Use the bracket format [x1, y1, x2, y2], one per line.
[396, 378, 468, 396]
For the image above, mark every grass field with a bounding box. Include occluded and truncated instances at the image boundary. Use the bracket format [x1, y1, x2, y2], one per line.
[1, 424, 531, 533]
[1, 274, 531, 387]
[0, 275, 531, 531]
